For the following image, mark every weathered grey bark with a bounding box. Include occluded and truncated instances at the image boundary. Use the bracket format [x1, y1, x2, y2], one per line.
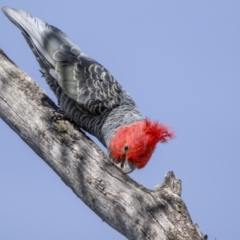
[0, 48, 207, 240]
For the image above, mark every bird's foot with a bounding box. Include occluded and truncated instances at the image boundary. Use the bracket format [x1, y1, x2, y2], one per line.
[50, 110, 69, 132]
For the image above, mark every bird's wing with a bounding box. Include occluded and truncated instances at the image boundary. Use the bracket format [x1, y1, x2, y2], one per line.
[2, 6, 123, 116]
[53, 44, 123, 115]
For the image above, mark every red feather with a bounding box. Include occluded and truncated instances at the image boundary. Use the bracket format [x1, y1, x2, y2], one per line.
[109, 119, 174, 169]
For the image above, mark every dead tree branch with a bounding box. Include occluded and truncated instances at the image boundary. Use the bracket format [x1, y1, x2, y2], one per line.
[0, 48, 207, 240]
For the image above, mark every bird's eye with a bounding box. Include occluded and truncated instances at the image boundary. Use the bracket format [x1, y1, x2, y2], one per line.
[124, 145, 129, 152]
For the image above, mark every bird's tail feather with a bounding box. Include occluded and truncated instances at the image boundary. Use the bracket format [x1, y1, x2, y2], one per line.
[2, 6, 79, 69]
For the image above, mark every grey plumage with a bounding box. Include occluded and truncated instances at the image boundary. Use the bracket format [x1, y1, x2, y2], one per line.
[2, 7, 144, 148]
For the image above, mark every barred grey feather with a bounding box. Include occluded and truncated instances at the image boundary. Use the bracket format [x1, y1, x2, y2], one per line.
[2, 6, 144, 148]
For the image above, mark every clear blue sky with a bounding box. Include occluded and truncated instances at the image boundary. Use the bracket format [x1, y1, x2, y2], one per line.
[0, 1, 239, 239]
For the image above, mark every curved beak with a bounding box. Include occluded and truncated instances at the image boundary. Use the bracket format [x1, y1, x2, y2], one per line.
[113, 159, 136, 174]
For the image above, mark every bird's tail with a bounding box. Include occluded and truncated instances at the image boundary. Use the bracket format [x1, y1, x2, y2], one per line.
[2, 6, 79, 69]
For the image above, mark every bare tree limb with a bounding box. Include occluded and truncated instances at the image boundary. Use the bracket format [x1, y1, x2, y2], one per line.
[0, 48, 207, 240]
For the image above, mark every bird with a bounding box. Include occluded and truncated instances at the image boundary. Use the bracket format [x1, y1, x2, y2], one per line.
[2, 6, 174, 174]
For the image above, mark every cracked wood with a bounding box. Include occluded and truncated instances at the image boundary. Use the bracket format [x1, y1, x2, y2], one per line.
[0, 48, 207, 240]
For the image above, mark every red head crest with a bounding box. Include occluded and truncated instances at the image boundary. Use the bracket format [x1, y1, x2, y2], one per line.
[109, 119, 174, 172]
